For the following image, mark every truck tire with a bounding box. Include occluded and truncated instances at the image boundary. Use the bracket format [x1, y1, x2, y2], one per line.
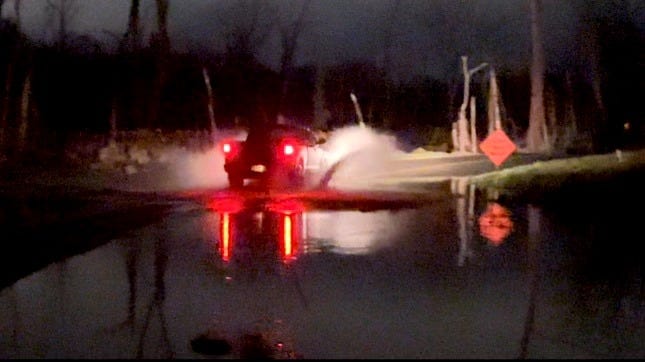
[290, 160, 305, 187]
[228, 174, 244, 189]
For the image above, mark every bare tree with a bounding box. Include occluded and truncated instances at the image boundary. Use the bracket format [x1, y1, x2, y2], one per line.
[562, 71, 579, 150]
[312, 66, 330, 129]
[109, 99, 118, 140]
[418, 0, 485, 79]
[0, 59, 12, 152]
[379, 0, 402, 129]
[218, 0, 278, 126]
[574, 1, 607, 151]
[16, 70, 31, 154]
[579, 7, 605, 115]
[154, 0, 170, 51]
[454, 56, 487, 153]
[278, 0, 311, 80]
[276, 0, 311, 119]
[526, 0, 548, 152]
[44, 0, 80, 51]
[1, 0, 25, 153]
[121, 0, 141, 53]
[220, 0, 277, 61]
[111, 0, 142, 136]
[146, 0, 171, 129]
[14, 0, 21, 33]
[1, 0, 11, 149]
[545, 83, 557, 149]
[380, 0, 401, 80]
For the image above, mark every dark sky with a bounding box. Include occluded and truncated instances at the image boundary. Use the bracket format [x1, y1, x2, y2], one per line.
[3, 0, 644, 80]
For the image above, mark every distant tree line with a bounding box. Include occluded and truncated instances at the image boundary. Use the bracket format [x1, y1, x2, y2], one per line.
[0, 0, 642, 162]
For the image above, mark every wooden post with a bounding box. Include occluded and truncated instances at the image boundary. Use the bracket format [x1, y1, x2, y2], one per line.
[488, 68, 502, 135]
[202, 67, 217, 135]
[458, 57, 471, 153]
[470, 96, 477, 153]
[350, 93, 365, 128]
[451, 121, 459, 152]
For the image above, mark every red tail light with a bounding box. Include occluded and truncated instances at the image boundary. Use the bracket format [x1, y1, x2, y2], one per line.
[278, 137, 300, 159]
[283, 144, 294, 155]
[220, 140, 240, 159]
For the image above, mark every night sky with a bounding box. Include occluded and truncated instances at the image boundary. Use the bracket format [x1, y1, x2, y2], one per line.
[3, 0, 642, 81]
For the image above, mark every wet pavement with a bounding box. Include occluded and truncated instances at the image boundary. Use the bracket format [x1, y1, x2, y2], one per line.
[0, 182, 642, 359]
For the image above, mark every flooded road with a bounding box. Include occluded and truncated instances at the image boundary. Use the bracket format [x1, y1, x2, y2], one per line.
[0, 183, 642, 359]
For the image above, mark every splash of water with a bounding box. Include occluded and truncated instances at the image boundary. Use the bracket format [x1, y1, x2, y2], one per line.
[167, 129, 247, 190]
[121, 129, 246, 191]
[323, 125, 404, 189]
[166, 147, 228, 189]
[126, 126, 402, 192]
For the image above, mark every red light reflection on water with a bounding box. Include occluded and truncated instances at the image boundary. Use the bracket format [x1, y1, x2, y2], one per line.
[208, 196, 244, 214]
[210, 196, 244, 263]
[478, 202, 513, 246]
[220, 212, 233, 262]
[267, 199, 304, 262]
[280, 214, 298, 262]
[213, 198, 304, 263]
[266, 199, 305, 215]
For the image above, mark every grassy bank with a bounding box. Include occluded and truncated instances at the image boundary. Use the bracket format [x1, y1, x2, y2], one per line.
[468, 149, 645, 203]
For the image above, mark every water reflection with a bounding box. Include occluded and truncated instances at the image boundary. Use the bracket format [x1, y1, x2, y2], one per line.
[136, 231, 173, 359]
[209, 198, 409, 265]
[452, 177, 476, 266]
[0, 188, 642, 359]
[280, 214, 296, 261]
[210, 198, 304, 266]
[451, 177, 515, 268]
[217, 207, 299, 264]
[478, 202, 514, 246]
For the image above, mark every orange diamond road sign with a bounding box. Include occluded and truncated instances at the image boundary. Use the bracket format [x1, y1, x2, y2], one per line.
[479, 129, 517, 167]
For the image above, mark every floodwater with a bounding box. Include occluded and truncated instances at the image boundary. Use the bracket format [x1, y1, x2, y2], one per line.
[0, 182, 642, 359]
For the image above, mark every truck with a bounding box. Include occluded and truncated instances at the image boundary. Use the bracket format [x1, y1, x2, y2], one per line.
[220, 123, 329, 189]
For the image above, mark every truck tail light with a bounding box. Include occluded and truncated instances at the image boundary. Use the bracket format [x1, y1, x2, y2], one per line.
[283, 144, 294, 155]
[220, 140, 240, 159]
[277, 138, 300, 161]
